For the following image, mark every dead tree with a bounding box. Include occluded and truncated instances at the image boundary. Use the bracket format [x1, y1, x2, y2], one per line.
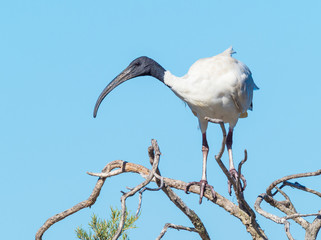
[35, 121, 321, 240]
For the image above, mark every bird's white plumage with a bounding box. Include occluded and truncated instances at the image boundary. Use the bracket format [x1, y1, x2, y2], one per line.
[164, 47, 258, 132]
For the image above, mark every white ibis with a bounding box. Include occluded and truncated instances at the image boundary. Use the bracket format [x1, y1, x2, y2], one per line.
[93, 47, 258, 203]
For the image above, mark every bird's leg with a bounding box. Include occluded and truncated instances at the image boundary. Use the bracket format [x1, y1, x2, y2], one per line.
[185, 132, 216, 204]
[201, 132, 209, 181]
[227, 128, 247, 195]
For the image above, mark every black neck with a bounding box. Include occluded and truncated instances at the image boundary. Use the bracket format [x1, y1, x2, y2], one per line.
[149, 60, 165, 83]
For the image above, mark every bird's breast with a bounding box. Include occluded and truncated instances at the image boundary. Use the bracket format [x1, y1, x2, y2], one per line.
[187, 95, 240, 125]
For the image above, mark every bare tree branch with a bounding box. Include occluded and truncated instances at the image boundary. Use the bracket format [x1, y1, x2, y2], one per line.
[284, 221, 295, 240]
[284, 213, 321, 220]
[237, 150, 248, 192]
[261, 170, 321, 231]
[306, 210, 321, 239]
[156, 223, 197, 240]
[35, 160, 127, 240]
[135, 191, 143, 218]
[255, 167, 321, 240]
[254, 194, 294, 240]
[205, 119, 239, 198]
[235, 150, 256, 219]
[273, 181, 321, 198]
[206, 119, 257, 225]
[112, 139, 161, 240]
[254, 194, 285, 224]
[266, 169, 321, 196]
[258, 190, 310, 229]
[126, 176, 164, 218]
[272, 186, 299, 218]
[204, 118, 238, 196]
[148, 144, 211, 240]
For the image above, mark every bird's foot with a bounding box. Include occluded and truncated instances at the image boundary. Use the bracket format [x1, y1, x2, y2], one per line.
[228, 168, 247, 196]
[185, 180, 216, 204]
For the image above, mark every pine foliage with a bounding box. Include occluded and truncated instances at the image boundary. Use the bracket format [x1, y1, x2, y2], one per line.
[76, 207, 138, 240]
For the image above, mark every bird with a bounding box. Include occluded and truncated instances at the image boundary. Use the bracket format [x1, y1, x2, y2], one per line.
[93, 47, 258, 204]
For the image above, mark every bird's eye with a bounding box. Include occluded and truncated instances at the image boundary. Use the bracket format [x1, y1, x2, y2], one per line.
[134, 62, 141, 67]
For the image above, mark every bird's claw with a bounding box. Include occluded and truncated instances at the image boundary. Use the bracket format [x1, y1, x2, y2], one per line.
[185, 180, 216, 204]
[228, 168, 247, 196]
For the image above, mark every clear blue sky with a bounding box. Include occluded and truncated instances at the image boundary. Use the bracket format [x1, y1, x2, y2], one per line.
[1, 1, 321, 239]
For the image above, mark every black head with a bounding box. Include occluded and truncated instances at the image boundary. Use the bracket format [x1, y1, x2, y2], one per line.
[93, 56, 165, 118]
[126, 56, 166, 81]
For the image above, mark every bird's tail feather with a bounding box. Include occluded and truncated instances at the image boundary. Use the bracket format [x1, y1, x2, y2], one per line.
[223, 46, 236, 56]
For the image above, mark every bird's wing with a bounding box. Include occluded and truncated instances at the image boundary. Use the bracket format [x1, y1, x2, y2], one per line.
[222, 56, 258, 115]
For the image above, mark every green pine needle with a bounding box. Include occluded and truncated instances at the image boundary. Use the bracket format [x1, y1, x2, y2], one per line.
[75, 207, 139, 240]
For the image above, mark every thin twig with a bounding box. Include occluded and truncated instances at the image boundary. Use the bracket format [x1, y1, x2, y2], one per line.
[142, 176, 164, 192]
[210, 119, 243, 202]
[266, 169, 321, 196]
[235, 150, 256, 218]
[156, 223, 197, 240]
[273, 181, 321, 198]
[136, 191, 143, 218]
[148, 144, 210, 240]
[237, 150, 248, 192]
[284, 213, 321, 220]
[87, 168, 123, 178]
[205, 118, 238, 197]
[127, 176, 164, 218]
[112, 139, 161, 240]
[207, 118, 254, 217]
[284, 221, 295, 240]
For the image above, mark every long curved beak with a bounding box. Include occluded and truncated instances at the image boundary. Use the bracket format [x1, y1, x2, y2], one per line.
[93, 67, 133, 118]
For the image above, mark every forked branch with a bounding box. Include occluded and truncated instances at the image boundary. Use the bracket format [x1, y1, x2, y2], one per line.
[206, 118, 257, 222]
[112, 139, 161, 240]
[256, 169, 321, 240]
[148, 144, 210, 240]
